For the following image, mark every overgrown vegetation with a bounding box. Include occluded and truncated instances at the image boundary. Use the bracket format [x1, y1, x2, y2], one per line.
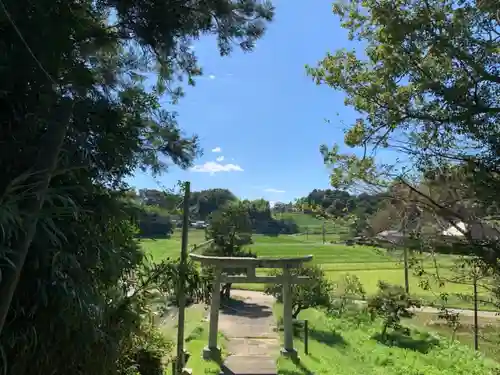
[367, 281, 422, 339]
[275, 305, 499, 375]
[0, 0, 274, 374]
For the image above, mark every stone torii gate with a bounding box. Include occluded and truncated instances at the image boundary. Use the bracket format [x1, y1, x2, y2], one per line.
[189, 254, 313, 359]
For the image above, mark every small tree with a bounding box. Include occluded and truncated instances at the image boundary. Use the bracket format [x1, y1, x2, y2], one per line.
[368, 281, 421, 338]
[264, 265, 333, 319]
[204, 202, 254, 299]
[331, 273, 366, 316]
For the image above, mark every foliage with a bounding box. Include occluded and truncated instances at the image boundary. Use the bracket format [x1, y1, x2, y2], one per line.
[308, 0, 500, 308]
[192, 189, 238, 220]
[118, 323, 173, 375]
[306, 189, 383, 220]
[205, 202, 254, 252]
[135, 205, 175, 238]
[153, 258, 212, 307]
[330, 273, 366, 316]
[368, 281, 421, 338]
[0, 0, 274, 373]
[276, 306, 498, 375]
[264, 265, 334, 318]
[204, 202, 255, 299]
[136, 188, 300, 235]
[308, 0, 500, 192]
[437, 306, 461, 342]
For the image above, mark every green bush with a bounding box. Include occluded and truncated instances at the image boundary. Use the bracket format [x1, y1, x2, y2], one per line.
[368, 281, 421, 338]
[330, 274, 366, 316]
[119, 324, 173, 375]
[265, 265, 334, 318]
[136, 207, 174, 238]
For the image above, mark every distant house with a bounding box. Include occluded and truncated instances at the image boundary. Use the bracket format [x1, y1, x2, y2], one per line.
[375, 230, 405, 244]
[441, 221, 500, 241]
[191, 220, 207, 229]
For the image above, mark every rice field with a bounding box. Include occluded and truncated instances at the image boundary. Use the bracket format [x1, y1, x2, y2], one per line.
[141, 230, 489, 309]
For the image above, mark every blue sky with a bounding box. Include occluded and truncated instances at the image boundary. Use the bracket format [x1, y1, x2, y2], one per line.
[128, 0, 384, 204]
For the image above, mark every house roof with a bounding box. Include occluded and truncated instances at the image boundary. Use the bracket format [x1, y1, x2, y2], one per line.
[442, 221, 500, 240]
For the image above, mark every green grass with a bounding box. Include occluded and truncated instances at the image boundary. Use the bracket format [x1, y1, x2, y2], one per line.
[276, 212, 326, 228]
[141, 229, 207, 261]
[275, 212, 350, 238]
[160, 303, 225, 375]
[142, 232, 491, 309]
[407, 312, 500, 360]
[275, 305, 499, 375]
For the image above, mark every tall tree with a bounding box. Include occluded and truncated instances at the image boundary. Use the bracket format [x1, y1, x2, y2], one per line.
[204, 202, 255, 299]
[307, 0, 500, 279]
[0, 0, 274, 373]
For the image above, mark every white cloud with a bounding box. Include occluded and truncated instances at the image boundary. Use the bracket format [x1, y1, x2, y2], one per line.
[191, 162, 243, 175]
[211, 147, 222, 153]
[208, 74, 216, 80]
[264, 188, 286, 193]
[216, 156, 225, 162]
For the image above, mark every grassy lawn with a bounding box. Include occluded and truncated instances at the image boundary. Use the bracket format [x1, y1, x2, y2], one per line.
[407, 311, 500, 360]
[141, 231, 492, 309]
[274, 305, 499, 375]
[141, 229, 207, 261]
[160, 303, 225, 375]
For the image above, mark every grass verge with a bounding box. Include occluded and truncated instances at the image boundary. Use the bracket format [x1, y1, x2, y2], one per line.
[160, 304, 226, 375]
[273, 304, 499, 375]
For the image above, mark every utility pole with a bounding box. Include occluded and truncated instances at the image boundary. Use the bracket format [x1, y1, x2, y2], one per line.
[176, 181, 190, 374]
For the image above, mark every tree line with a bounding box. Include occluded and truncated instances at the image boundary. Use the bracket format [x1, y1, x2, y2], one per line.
[129, 188, 300, 237]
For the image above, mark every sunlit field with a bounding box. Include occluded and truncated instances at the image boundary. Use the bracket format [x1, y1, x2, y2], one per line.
[141, 229, 487, 309]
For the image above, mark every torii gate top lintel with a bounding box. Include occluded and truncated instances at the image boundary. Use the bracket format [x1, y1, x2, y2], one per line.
[189, 253, 313, 268]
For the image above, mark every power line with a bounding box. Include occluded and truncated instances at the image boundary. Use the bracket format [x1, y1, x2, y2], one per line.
[0, 0, 58, 86]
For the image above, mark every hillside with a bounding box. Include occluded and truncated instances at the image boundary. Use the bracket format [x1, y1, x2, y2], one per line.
[275, 306, 499, 375]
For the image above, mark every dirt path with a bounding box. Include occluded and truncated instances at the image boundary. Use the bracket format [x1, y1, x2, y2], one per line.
[412, 305, 499, 319]
[217, 290, 279, 375]
[351, 299, 500, 319]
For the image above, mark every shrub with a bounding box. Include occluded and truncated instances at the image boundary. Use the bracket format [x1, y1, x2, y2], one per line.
[330, 274, 366, 316]
[265, 265, 334, 318]
[136, 206, 174, 238]
[367, 281, 421, 338]
[118, 323, 173, 375]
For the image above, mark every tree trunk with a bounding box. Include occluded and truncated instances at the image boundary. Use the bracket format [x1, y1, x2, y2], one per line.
[220, 283, 232, 300]
[292, 306, 302, 319]
[381, 323, 388, 340]
[0, 101, 73, 335]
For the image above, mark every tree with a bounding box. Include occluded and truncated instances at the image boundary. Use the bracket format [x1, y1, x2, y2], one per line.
[308, 0, 500, 306]
[331, 274, 366, 316]
[368, 281, 421, 339]
[139, 189, 181, 212]
[191, 189, 238, 220]
[204, 202, 255, 299]
[307, 0, 500, 207]
[264, 265, 334, 319]
[0, 0, 274, 373]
